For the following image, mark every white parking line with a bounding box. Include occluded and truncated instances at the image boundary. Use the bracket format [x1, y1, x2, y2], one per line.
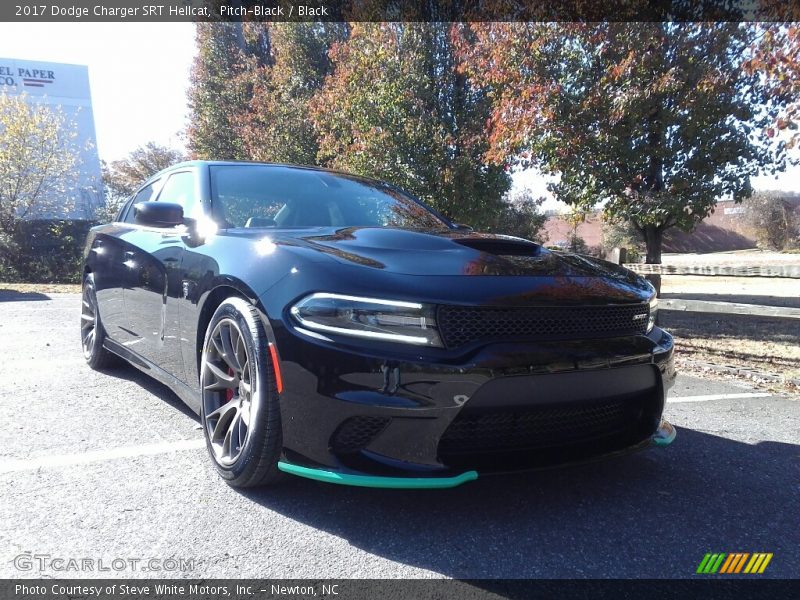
[0, 391, 775, 474]
[669, 392, 772, 403]
[0, 438, 205, 474]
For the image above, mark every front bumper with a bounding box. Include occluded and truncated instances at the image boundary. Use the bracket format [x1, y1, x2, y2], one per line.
[274, 325, 676, 486]
[277, 419, 676, 489]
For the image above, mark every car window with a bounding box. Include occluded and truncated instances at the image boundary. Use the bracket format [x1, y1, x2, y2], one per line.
[121, 179, 161, 223]
[157, 171, 199, 219]
[209, 165, 448, 230]
[116, 195, 135, 222]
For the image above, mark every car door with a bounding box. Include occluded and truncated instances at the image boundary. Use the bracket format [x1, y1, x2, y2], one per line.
[91, 181, 161, 347]
[87, 220, 129, 343]
[122, 170, 198, 380]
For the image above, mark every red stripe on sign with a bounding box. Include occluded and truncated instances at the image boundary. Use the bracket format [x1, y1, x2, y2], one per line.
[23, 78, 53, 83]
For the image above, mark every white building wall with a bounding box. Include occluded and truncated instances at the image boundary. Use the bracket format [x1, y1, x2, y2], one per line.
[0, 57, 103, 219]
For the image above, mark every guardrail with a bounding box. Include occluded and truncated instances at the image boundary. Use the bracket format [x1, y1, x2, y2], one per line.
[622, 263, 800, 278]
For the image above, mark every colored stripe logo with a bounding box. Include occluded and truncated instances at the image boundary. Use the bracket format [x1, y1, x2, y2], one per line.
[696, 552, 773, 574]
[23, 78, 53, 88]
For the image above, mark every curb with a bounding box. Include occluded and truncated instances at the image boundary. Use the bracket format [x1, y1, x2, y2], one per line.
[660, 298, 800, 320]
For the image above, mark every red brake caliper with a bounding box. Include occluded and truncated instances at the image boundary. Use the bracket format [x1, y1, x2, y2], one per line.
[225, 368, 234, 402]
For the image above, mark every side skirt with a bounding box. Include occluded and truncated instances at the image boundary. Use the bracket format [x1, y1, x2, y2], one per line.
[103, 338, 202, 415]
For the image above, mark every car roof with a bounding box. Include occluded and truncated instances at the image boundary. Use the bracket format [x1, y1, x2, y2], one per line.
[152, 160, 391, 187]
[136, 159, 454, 228]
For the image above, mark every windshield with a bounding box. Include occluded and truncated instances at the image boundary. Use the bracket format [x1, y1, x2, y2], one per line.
[209, 165, 449, 231]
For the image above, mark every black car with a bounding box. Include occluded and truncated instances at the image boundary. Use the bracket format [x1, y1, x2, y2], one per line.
[81, 161, 676, 489]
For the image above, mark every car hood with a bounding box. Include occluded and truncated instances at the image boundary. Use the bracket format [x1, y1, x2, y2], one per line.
[220, 226, 653, 305]
[282, 226, 629, 276]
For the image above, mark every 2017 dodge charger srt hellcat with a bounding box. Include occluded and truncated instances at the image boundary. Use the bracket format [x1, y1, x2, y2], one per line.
[81, 161, 676, 489]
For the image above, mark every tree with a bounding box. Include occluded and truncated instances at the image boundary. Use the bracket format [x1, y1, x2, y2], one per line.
[0, 93, 80, 235]
[493, 188, 547, 241]
[744, 191, 799, 251]
[235, 23, 346, 165]
[186, 22, 511, 228]
[458, 23, 789, 263]
[601, 217, 645, 262]
[566, 232, 590, 255]
[310, 23, 511, 228]
[187, 23, 270, 160]
[746, 22, 800, 149]
[564, 207, 590, 253]
[98, 142, 184, 221]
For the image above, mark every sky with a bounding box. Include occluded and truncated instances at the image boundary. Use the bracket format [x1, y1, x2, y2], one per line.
[1, 22, 797, 213]
[0, 23, 196, 162]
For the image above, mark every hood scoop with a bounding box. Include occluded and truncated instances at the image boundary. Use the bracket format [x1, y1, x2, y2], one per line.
[454, 238, 542, 257]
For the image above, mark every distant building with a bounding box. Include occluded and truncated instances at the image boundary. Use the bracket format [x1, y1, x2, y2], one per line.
[0, 57, 103, 219]
[544, 211, 604, 250]
[659, 199, 757, 253]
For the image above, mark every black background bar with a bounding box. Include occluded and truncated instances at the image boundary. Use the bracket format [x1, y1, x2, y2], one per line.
[3, 0, 799, 23]
[4, 579, 800, 600]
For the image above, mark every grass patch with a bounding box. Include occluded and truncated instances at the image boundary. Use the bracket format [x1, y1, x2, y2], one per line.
[0, 282, 82, 294]
[659, 310, 800, 385]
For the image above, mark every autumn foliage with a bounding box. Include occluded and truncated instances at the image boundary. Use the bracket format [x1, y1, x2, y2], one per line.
[309, 23, 509, 226]
[187, 21, 798, 261]
[188, 22, 511, 229]
[746, 22, 800, 148]
[457, 23, 793, 263]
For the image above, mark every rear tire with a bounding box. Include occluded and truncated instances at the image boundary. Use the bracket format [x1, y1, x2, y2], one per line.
[81, 273, 119, 370]
[200, 296, 284, 488]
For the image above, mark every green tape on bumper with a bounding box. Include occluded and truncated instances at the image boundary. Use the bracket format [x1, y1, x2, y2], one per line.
[278, 462, 478, 489]
[652, 418, 677, 447]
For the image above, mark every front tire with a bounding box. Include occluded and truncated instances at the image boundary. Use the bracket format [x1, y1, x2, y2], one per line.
[200, 297, 284, 487]
[81, 273, 118, 370]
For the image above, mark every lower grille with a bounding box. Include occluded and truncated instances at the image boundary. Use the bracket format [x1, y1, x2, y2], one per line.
[439, 400, 631, 455]
[438, 391, 660, 471]
[330, 416, 390, 454]
[437, 304, 649, 349]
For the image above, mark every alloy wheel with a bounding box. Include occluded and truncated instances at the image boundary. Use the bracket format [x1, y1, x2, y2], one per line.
[80, 285, 98, 358]
[202, 318, 254, 465]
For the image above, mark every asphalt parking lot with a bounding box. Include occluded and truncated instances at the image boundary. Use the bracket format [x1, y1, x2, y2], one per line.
[1, 293, 798, 579]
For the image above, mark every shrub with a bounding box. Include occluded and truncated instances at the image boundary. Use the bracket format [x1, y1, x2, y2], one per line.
[566, 232, 589, 254]
[601, 218, 645, 261]
[0, 219, 95, 284]
[588, 244, 606, 258]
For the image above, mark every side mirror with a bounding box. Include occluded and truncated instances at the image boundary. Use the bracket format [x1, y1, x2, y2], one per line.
[134, 201, 184, 228]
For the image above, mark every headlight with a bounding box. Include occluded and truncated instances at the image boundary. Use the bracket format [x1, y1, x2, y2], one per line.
[647, 294, 658, 333]
[290, 293, 443, 347]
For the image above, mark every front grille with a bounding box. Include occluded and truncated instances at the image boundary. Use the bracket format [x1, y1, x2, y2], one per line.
[330, 416, 390, 454]
[437, 304, 649, 348]
[438, 398, 639, 456]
